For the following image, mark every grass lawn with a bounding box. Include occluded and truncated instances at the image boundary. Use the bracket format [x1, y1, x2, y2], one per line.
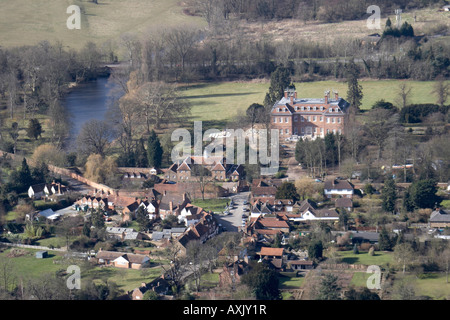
[191, 198, 229, 213]
[279, 274, 305, 289]
[0, 247, 67, 279]
[337, 250, 393, 267]
[84, 265, 163, 292]
[397, 273, 450, 300]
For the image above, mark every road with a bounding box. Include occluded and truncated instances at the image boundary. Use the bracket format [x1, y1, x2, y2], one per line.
[215, 192, 251, 233]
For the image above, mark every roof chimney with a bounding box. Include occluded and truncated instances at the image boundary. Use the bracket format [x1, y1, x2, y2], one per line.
[169, 201, 173, 212]
[324, 91, 330, 104]
[334, 91, 339, 100]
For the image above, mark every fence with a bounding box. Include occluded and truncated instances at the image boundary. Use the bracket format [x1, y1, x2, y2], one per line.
[0, 241, 66, 252]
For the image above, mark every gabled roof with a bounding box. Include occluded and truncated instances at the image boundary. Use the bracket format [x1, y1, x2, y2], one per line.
[430, 209, 450, 222]
[258, 247, 284, 257]
[324, 179, 354, 191]
[335, 197, 353, 208]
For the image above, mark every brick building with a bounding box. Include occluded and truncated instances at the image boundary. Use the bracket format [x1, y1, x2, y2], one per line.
[270, 88, 350, 140]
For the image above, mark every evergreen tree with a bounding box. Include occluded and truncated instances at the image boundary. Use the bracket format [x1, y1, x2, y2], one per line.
[382, 176, 397, 213]
[317, 274, 341, 300]
[275, 181, 299, 202]
[147, 130, 163, 169]
[135, 138, 149, 168]
[264, 66, 293, 108]
[17, 158, 33, 191]
[308, 240, 323, 261]
[26, 118, 42, 140]
[406, 179, 439, 210]
[379, 227, 393, 251]
[345, 60, 363, 115]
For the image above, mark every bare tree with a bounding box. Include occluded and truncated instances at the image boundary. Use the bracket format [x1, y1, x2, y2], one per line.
[362, 108, 399, 161]
[76, 119, 115, 156]
[396, 82, 412, 110]
[431, 76, 449, 108]
[164, 26, 201, 76]
[131, 81, 191, 131]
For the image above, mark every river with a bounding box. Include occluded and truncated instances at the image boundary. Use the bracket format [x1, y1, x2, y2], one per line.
[63, 76, 120, 150]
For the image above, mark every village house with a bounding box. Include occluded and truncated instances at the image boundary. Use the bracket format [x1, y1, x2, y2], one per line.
[218, 258, 250, 289]
[270, 88, 350, 140]
[335, 197, 353, 212]
[284, 199, 340, 222]
[175, 212, 219, 255]
[95, 250, 150, 269]
[28, 181, 70, 199]
[257, 247, 285, 270]
[250, 200, 275, 218]
[429, 209, 450, 228]
[131, 276, 172, 300]
[324, 179, 354, 199]
[250, 178, 282, 203]
[174, 156, 244, 182]
[105, 227, 146, 241]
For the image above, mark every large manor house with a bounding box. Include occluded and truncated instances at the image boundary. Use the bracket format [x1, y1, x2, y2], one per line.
[270, 88, 350, 139]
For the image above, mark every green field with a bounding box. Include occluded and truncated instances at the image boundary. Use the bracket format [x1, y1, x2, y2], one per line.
[191, 198, 229, 213]
[180, 79, 447, 130]
[0, 0, 204, 50]
[336, 250, 393, 267]
[0, 247, 162, 293]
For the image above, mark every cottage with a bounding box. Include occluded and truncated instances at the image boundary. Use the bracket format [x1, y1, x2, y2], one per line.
[324, 179, 354, 199]
[96, 250, 150, 269]
[131, 277, 171, 300]
[429, 209, 450, 228]
[287, 260, 314, 271]
[28, 183, 51, 199]
[335, 197, 353, 212]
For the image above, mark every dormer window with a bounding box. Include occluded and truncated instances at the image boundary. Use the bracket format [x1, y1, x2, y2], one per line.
[313, 106, 317, 111]
[301, 106, 305, 111]
[307, 106, 311, 111]
[329, 108, 332, 112]
[320, 106, 324, 111]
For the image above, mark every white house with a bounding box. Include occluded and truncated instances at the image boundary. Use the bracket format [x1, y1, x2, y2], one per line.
[28, 183, 51, 199]
[288, 208, 339, 222]
[324, 179, 354, 199]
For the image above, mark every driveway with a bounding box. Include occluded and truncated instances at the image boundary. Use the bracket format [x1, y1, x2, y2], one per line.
[215, 191, 250, 233]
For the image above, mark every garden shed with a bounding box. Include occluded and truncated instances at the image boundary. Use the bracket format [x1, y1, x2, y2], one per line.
[36, 251, 48, 259]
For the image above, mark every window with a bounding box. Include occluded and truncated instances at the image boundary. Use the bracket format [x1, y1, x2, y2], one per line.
[314, 127, 317, 133]
[333, 129, 336, 134]
[307, 116, 311, 122]
[313, 116, 316, 122]
[301, 106, 305, 111]
[313, 106, 317, 111]
[294, 115, 298, 122]
[285, 117, 289, 123]
[280, 129, 283, 135]
[301, 116, 305, 122]
[320, 116, 323, 122]
[320, 106, 324, 111]
[329, 108, 332, 112]
[320, 128, 324, 133]
[307, 106, 311, 111]
[277, 108, 281, 112]
[301, 127, 304, 133]
[326, 117, 330, 123]
[273, 117, 277, 123]
[338, 117, 341, 123]
[338, 129, 342, 134]
[285, 129, 289, 134]
[327, 129, 330, 134]
[332, 117, 335, 123]
[295, 106, 298, 111]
